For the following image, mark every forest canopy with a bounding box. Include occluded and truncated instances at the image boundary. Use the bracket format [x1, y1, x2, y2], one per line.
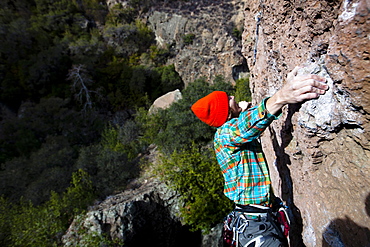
[0, 0, 183, 165]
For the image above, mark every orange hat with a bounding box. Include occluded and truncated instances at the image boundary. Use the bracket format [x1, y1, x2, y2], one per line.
[191, 91, 229, 127]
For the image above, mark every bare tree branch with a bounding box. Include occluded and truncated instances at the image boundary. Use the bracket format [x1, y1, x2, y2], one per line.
[67, 64, 97, 112]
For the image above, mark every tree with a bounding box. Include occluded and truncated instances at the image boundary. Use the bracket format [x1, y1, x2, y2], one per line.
[156, 64, 184, 94]
[67, 64, 101, 112]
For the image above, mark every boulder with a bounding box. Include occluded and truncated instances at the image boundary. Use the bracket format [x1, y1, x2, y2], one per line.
[149, 89, 182, 113]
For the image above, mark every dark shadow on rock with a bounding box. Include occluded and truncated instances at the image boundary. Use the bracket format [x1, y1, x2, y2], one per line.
[122, 199, 202, 247]
[322, 193, 370, 247]
[269, 103, 306, 247]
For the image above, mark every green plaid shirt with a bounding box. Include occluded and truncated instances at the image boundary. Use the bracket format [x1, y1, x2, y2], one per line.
[214, 98, 279, 206]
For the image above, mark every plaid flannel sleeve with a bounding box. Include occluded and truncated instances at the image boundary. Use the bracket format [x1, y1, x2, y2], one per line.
[219, 97, 279, 147]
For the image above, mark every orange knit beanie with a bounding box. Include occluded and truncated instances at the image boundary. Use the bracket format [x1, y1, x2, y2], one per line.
[191, 91, 229, 127]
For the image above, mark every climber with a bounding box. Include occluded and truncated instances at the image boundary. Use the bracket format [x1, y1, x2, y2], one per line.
[190, 67, 328, 247]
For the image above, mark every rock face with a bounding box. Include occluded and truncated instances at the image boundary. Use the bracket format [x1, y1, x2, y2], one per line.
[62, 177, 202, 247]
[146, 0, 248, 86]
[242, 0, 370, 246]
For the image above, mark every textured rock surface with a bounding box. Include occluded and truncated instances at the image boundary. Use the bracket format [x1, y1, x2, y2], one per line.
[108, 0, 248, 86]
[62, 176, 202, 246]
[146, 0, 248, 86]
[242, 0, 370, 246]
[149, 89, 182, 113]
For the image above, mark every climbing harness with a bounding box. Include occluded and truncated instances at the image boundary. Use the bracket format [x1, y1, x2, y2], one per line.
[222, 201, 290, 247]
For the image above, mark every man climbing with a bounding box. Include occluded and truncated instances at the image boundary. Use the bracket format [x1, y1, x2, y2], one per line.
[191, 67, 328, 247]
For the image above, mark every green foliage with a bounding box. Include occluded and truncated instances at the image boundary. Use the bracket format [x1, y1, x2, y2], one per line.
[137, 77, 234, 154]
[75, 121, 143, 197]
[234, 77, 251, 103]
[67, 28, 106, 66]
[100, 60, 183, 110]
[0, 136, 78, 205]
[158, 64, 183, 90]
[153, 64, 184, 98]
[0, 96, 105, 206]
[128, 0, 152, 14]
[102, 20, 154, 57]
[134, 106, 163, 146]
[105, 3, 139, 25]
[135, 19, 155, 52]
[135, 76, 236, 231]
[0, 0, 95, 108]
[0, 0, 164, 112]
[155, 145, 233, 232]
[105, 0, 153, 25]
[59, 169, 95, 213]
[10, 200, 62, 246]
[76, 144, 133, 197]
[147, 45, 174, 66]
[232, 28, 243, 40]
[76, 0, 108, 24]
[0, 169, 95, 247]
[183, 33, 195, 45]
[0, 196, 12, 244]
[0, 97, 104, 164]
[101, 122, 142, 160]
[0, 0, 240, 243]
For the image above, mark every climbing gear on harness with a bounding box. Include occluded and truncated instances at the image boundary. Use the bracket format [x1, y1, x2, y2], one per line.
[271, 197, 290, 238]
[222, 202, 289, 247]
[276, 206, 290, 238]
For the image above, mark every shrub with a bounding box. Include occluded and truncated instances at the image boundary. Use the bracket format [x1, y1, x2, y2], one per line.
[232, 28, 243, 40]
[156, 64, 184, 92]
[155, 144, 233, 232]
[234, 77, 251, 103]
[76, 121, 143, 197]
[148, 45, 173, 66]
[1, 169, 95, 247]
[0, 196, 11, 245]
[101, 121, 143, 160]
[0, 136, 77, 205]
[102, 20, 154, 57]
[136, 77, 237, 231]
[136, 77, 234, 154]
[183, 33, 195, 45]
[76, 144, 130, 197]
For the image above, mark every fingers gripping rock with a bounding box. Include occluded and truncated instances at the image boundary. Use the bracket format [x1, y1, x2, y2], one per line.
[296, 56, 362, 137]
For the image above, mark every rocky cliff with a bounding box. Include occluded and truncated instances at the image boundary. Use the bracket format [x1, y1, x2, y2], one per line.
[242, 0, 370, 246]
[145, 0, 248, 85]
[62, 176, 202, 246]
